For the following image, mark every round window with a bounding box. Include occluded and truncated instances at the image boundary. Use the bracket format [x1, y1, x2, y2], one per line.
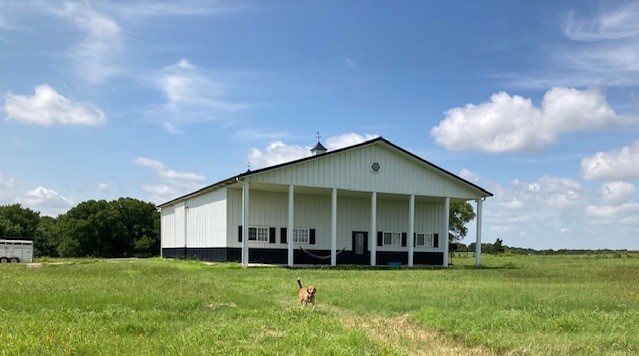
[370, 161, 381, 173]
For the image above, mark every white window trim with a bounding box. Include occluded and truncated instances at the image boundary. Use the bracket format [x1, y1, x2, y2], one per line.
[383, 231, 402, 246]
[415, 232, 435, 248]
[248, 226, 269, 242]
[293, 228, 309, 244]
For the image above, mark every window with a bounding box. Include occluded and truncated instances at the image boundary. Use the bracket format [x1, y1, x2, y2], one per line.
[415, 233, 434, 247]
[293, 228, 309, 244]
[383, 232, 401, 246]
[249, 227, 269, 242]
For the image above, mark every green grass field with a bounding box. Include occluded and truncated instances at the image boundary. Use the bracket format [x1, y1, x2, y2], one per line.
[1, 254, 638, 355]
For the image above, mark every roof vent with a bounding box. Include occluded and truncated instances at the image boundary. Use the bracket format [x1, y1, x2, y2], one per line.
[310, 132, 327, 155]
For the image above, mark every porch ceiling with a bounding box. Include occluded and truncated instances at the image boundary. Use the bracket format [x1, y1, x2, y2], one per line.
[228, 182, 458, 202]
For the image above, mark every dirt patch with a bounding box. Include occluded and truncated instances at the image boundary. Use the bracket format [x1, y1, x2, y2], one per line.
[205, 302, 237, 310]
[345, 313, 495, 356]
[26, 263, 44, 269]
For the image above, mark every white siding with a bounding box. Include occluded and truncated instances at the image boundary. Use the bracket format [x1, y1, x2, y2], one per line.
[225, 188, 444, 252]
[376, 199, 443, 253]
[185, 188, 227, 248]
[248, 142, 483, 199]
[161, 202, 186, 248]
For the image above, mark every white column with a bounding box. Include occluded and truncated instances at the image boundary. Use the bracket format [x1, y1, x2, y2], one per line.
[476, 198, 483, 268]
[331, 188, 337, 266]
[241, 181, 250, 267]
[370, 192, 377, 266]
[408, 194, 415, 266]
[443, 197, 450, 267]
[288, 185, 294, 267]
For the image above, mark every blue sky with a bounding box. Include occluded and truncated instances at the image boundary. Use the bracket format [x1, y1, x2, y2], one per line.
[1, 1, 639, 250]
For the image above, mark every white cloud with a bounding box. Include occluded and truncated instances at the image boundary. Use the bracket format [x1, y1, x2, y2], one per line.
[52, 2, 123, 84]
[459, 168, 481, 184]
[602, 181, 636, 205]
[133, 157, 206, 203]
[338, 56, 356, 69]
[248, 141, 311, 168]
[4, 85, 106, 126]
[147, 59, 244, 133]
[325, 133, 378, 150]
[15, 186, 74, 217]
[97, 182, 110, 192]
[514, 176, 583, 208]
[510, 4, 639, 89]
[581, 140, 639, 181]
[430, 87, 619, 153]
[564, 3, 639, 41]
[247, 133, 379, 169]
[585, 202, 639, 222]
[134, 157, 206, 182]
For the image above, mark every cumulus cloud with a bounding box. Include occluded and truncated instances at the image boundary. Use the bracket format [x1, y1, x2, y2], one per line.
[16, 186, 75, 217]
[581, 140, 639, 181]
[4, 85, 106, 126]
[430, 87, 619, 153]
[248, 133, 378, 169]
[325, 133, 378, 150]
[601, 181, 636, 205]
[147, 59, 245, 133]
[513, 176, 583, 208]
[472, 172, 639, 249]
[52, 2, 124, 84]
[133, 157, 206, 202]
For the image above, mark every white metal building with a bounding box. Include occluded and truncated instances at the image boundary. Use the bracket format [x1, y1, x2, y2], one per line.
[158, 137, 492, 266]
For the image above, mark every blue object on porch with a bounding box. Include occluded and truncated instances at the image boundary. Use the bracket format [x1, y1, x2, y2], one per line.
[388, 262, 401, 266]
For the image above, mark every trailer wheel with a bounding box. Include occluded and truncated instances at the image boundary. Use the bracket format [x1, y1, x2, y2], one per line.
[10, 257, 19, 263]
[0, 257, 8, 263]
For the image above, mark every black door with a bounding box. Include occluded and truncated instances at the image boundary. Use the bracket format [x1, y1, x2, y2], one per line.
[351, 231, 369, 265]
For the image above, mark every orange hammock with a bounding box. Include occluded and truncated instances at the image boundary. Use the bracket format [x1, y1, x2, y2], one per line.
[299, 246, 347, 260]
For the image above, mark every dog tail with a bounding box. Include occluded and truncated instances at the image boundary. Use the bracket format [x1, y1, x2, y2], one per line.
[297, 277, 302, 288]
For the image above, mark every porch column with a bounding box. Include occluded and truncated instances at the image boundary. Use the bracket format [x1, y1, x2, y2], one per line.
[443, 197, 450, 267]
[476, 198, 483, 267]
[331, 188, 337, 266]
[370, 192, 377, 266]
[288, 185, 294, 267]
[408, 194, 415, 266]
[241, 181, 250, 267]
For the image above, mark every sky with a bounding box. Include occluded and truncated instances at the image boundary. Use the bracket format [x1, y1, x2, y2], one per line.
[1, 0, 639, 250]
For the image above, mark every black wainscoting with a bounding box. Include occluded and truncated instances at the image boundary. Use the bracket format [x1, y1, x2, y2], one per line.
[161, 248, 444, 266]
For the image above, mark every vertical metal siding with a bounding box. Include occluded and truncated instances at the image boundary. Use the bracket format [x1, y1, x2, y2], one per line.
[185, 188, 227, 248]
[247, 143, 481, 198]
[160, 204, 178, 248]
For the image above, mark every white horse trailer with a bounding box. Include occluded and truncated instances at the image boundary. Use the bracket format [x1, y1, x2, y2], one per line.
[0, 239, 34, 263]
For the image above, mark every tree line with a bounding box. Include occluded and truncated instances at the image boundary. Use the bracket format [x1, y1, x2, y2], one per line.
[0, 198, 159, 258]
[1, 199, 479, 259]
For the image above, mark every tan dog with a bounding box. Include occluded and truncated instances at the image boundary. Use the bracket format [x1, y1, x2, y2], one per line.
[297, 277, 316, 310]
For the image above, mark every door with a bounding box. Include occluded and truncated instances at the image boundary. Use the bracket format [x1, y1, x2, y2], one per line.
[351, 231, 369, 265]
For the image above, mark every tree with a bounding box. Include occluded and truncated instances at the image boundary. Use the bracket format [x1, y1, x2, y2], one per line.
[493, 238, 505, 253]
[449, 201, 476, 242]
[34, 216, 59, 257]
[0, 204, 40, 238]
[56, 198, 159, 258]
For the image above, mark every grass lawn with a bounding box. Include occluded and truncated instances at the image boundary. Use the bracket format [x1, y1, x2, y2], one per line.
[1, 254, 638, 355]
